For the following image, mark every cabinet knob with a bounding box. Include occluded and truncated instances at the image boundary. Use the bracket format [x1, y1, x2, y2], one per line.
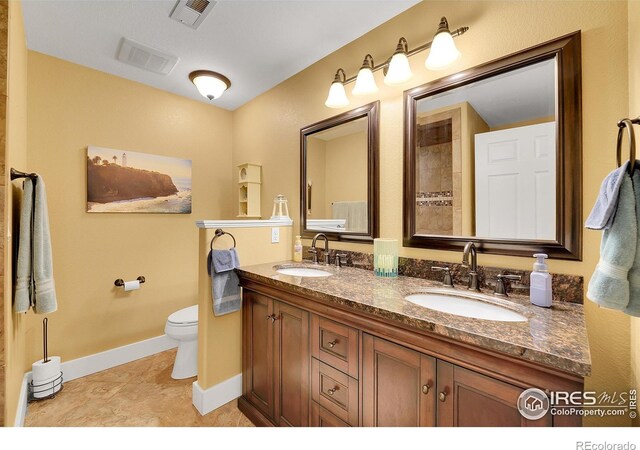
[421, 384, 431, 395]
[327, 387, 337, 396]
[439, 391, 448, 402]
[265, 314, 278, 322]
[327, 340, 337, 348]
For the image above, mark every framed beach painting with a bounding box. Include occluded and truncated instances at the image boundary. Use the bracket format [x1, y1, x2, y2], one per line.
[87, 146, 192, 214]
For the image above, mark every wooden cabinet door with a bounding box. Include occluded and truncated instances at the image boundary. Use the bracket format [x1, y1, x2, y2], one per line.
[274, 301, 310, 427]
[436, 361, 552, 427]
[362, 334, 436, 427]
[242, 290, 275, 420]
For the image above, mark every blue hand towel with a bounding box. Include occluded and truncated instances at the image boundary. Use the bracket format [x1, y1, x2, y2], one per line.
[585, 161, 631, 230]
[587, 173, 636, 310]
[626, 171, 640, 316]
[208, 249, 241, 316]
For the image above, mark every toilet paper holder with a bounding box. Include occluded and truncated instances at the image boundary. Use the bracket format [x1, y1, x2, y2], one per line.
[114, 276, 146, 287]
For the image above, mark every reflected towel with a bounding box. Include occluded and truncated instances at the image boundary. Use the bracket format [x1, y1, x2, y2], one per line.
[585, 161, 632, 230]
[332, 201, 367, 233]
[208, 249, 241, 316]
[587, 173, 636, 310]
[626, 171, 640, 316]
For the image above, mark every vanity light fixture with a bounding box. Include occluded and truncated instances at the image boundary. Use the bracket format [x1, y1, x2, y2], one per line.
[352, 54, 379, 95]
[324, 16, 468, 108]
[384, 38, 413, 86]
[189, 70, 231, 100]
[425, 17, 462, 70]
[324, 68, 350, 108]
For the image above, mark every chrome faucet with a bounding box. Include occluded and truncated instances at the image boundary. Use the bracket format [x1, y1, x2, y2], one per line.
[462, 242, 481, 292]
[310, 233, 330, 265]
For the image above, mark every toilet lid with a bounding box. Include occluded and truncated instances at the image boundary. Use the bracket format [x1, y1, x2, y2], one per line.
[168, 305, 198, 325]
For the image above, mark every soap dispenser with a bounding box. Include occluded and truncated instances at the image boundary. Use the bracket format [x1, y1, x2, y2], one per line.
[293, 235, 303, 262]
[530, 253, 552, 308]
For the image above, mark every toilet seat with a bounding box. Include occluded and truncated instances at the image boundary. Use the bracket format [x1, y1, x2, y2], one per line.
[168, 305, 198, 326]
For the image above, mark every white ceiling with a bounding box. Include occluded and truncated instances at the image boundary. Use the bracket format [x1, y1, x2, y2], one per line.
[417, 58, 557, 127]
[22, 0, 420, 110]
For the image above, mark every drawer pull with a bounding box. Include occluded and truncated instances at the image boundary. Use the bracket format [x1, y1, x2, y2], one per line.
[421, 384, 431, 395]
[439, 391, 447, 402]
[327, 340, 337, 348]
[327, 387, 338, 396]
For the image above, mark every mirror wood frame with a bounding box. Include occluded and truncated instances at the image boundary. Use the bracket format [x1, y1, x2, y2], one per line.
[403, 32, 582, 260]
[300, 101, 379, 242]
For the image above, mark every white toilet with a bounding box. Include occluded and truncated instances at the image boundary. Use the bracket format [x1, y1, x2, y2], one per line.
[165, 305, 198, 379]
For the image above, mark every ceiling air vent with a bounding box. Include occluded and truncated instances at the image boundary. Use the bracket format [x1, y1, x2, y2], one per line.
[116, 38, 179, 75]
[170, 0, 216, 29]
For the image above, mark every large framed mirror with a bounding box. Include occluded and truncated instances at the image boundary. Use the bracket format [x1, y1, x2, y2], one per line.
[301, 101, 379, 242]
[404, 32, 582, 260]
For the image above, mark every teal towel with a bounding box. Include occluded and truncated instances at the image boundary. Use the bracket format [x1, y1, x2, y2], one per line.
[14, 179, 34, 313]
[626, 171, 640, 316]
[587, 174, 636, 310]
[13, 177, 57, 314]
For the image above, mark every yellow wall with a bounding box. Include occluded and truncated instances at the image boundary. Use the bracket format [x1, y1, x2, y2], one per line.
[23, 51, 233, 373]
[629, 0, 640, 427]
[324, 131, 368, 211]
[197, 225, 292, 389]
[306, 137, 327, 218]
[233, 1, 631, 425]
[4, 0, 30, 426]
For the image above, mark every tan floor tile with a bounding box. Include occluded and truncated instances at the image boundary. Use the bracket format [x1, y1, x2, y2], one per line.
[25, 349, 253, 427]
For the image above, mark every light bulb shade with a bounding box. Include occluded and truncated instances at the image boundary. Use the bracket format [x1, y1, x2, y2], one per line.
[352, 67, 378, 96]
[325, 81, 349, 108]
[384, 52, 413, 86]
[189, 70, 231, 100]
[425, 30, 461, 70]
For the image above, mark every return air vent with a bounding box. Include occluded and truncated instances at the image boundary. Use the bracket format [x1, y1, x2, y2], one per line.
[116, 38, 179, 75]
[170, 0, 216, 29]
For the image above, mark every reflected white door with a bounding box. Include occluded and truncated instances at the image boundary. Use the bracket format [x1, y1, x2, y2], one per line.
[475, 122, 556, 240]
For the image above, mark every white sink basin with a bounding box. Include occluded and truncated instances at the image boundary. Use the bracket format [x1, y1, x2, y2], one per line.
[276, 267, 333, 277]
[405, 289, 527, 322]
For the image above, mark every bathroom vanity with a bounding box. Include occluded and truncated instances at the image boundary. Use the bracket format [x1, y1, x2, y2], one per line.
[236, 262, 590, 427]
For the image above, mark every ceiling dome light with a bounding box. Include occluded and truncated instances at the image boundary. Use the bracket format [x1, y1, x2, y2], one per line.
[189, 70, 231, 100]
[325, 69, 349, 108]
[425, 17, 461, 70]
[352, 54, 378, 96]
[384, 37, 413, 86]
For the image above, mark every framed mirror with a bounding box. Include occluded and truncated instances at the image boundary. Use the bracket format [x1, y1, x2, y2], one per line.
[301, 101, 379, 242]
[404, 32, 582, 260]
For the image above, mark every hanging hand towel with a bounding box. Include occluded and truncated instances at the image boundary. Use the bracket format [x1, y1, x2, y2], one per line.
[207, 248, 241, 316]
[585, 161, 631, 230]
[14, 178, 34, 313]
[32, 177, 57, 314]
[626, 170, 640, 316]
[587, 173, 637, 310]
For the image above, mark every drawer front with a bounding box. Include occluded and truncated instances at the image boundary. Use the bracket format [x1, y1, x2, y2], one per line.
[310, 401, 350, 427]
[311, 358, 359, 426]
[311, 315, 359, 379]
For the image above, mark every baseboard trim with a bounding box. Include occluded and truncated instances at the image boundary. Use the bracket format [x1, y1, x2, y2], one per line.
[14, 373, 31, 427]
[192, 373, 242, 416]
[61, 334, 177, 382]
[15, 334, 177, 427]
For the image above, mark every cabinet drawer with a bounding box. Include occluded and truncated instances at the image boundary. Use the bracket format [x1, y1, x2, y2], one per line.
[311, 358, 359, 426]
[311, 315, 359, 379]
[310, 401, 350, 427]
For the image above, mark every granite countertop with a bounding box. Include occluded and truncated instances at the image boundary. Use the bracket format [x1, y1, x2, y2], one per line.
[237, 261, 591, 377]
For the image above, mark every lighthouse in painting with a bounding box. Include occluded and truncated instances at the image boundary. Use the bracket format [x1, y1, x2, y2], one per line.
[122, 153, 127, 167]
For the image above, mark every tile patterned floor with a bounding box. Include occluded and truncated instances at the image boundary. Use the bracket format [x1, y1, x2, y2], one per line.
[25, 349, 254, 427]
